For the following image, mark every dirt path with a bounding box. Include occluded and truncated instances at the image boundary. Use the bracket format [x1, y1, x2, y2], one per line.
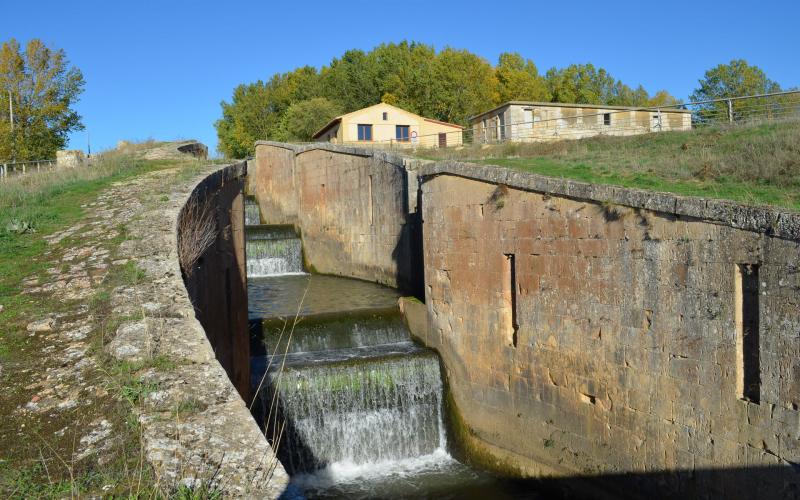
[0, 164, 287, 497]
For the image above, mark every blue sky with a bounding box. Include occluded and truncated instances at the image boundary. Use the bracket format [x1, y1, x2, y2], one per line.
[5, 0, 799, 156]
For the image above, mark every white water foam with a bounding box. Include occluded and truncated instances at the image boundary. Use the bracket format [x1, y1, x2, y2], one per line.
[246, 237, 304, 277]
[291, 448, 464, 491]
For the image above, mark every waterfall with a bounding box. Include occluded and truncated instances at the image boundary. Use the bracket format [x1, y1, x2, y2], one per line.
[245, 196, 261, 225]
[245, 196, 538, 497]
[261, 311, 411, 355]
[251, 303, 452, 479]
[267, 353, 446, 474]
[246, 225, 304, 277]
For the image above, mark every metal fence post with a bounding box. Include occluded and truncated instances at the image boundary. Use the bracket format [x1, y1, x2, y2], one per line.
[727, 99, 734, 123]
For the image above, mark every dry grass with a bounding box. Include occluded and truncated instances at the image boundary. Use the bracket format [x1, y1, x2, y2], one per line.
[177, 193, 218, 277]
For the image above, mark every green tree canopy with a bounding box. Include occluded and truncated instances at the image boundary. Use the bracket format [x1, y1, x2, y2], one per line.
[691, 59, 780, 102]
[495, 52, 549, 103]
[216, 42, 680, 157]
[546, 63, 616, 104]
[690, 60, 781, 121]
[429, 48, 498, 125]
[283, 97, 342, 141]
[0, 38, 85, 161]
[545, 63, 677, 108]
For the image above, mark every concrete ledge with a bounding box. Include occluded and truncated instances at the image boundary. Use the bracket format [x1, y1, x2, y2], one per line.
[417, 160, 800, 240]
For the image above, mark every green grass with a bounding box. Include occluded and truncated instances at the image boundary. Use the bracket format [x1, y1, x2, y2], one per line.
[416, 121, 800, 210]
[0, 157, 179, 303]
[0, 147, 211, 498]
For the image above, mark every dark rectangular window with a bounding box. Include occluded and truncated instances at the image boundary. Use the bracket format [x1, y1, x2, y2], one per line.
[382, 112, 388, 120]
[736, 263, 761, 403]
[357, 124, 372, 141]
[603, 113, 611, 126]
[396, 125, 410, 142]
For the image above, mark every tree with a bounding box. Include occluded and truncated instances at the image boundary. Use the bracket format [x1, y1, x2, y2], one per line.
[0, 38, 85, 161]
[283, 97, 342, 141]
[215, 81, 280, 158]
[545, 63, 678, 110]
[495, 52, 549, 103]
[546, 63, 617, 104]
[429, 48, 498, 124]
[647, 89, 680, 107]
[215, 66, 325, 157]
[690, 60, 781, 121]
[216, 43, 681, 155]
[320, 49, 381, 112]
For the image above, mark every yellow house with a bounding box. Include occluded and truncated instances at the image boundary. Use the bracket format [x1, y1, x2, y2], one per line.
[312, 102, 464, 148]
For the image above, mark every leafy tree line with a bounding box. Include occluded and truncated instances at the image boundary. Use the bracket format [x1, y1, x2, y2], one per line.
[216, 41, 788, 158]
[0, 38, 85, 161]
[215, 41, 685, 157]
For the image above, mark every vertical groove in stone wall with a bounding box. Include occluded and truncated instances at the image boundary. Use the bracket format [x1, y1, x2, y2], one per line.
[179, 162, 250, 398]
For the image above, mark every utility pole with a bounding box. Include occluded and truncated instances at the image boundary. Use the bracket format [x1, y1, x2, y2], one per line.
[8, 89, 15, 163]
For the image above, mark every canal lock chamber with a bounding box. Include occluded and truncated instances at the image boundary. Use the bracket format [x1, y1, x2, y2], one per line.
[243, 195, 545, 499]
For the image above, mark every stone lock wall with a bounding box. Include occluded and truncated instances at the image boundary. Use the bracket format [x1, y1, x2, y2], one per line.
[253, 143, 301, 225]
[253, 142, 422, 292]
[254, 141, 800, 498]
[179, 163, 250, 398]
[417, 162, 800, 498]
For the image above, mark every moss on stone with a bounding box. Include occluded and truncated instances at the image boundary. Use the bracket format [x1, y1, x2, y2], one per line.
[443, 382, 525, 478]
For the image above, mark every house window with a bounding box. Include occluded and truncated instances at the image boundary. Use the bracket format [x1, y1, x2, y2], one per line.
[603, 113, 611, 126]
[357, 124, 373, 141]
[396, 125, 410, 142]
[382, 112, 388, 121]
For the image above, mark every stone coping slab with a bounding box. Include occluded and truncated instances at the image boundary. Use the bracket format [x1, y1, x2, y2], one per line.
[417, 160, 800, 241]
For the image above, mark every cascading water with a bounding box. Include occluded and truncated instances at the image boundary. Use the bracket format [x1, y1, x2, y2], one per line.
[246, 225, 304, 277]
[268, 352, 445, 472]
[245, 195, 262, 225]
[246, 216, 541, 499]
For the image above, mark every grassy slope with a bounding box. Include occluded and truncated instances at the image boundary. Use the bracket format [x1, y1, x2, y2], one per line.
[0, 156, 181, 352]
[0, 153, 205, 497]
[416, 121, 800, 210]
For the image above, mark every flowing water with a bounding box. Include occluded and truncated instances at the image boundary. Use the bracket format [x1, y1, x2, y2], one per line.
[246, 225, 305, 277]
[246, 221, 545, 499]
[245, 195, 262, 225]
